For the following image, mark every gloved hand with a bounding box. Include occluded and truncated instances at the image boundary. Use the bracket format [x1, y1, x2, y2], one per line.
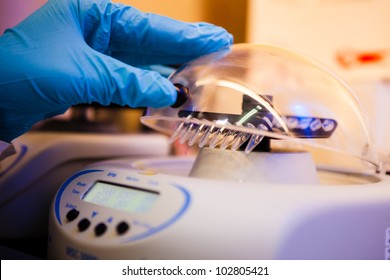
[0, 0, 233, 142]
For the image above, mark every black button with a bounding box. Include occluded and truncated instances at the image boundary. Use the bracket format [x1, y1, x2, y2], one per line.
[66, 209, 79, 222]
[171, 84, 189, 108]
[116, 221, 130, 235]
[94, 223, 107, 237]
[77, 218, 91, 232]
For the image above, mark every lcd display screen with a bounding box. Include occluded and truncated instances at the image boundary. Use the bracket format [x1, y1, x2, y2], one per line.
[83, 181, 159, 214]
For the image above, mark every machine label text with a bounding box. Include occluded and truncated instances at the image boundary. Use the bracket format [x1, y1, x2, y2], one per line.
[65, 203, 76, 209]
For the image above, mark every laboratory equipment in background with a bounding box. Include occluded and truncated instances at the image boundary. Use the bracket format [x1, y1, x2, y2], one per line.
[247, 0, 390, 166]
[0, 104, 170, 242]
[48, 44, 390, 260]
[0, 132, 170, 240]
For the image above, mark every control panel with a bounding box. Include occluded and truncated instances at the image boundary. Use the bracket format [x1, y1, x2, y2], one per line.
[51, 169, 190, 245]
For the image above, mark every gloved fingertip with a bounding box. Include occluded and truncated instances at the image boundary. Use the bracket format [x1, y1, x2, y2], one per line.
[194, 22, 234, 52]
[228, 33, 234, 45]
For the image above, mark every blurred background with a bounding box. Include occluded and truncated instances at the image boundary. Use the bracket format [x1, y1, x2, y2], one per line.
[0, 0, 248, 42]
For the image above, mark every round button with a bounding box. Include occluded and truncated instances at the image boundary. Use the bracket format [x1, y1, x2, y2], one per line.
[116, 221, 130, 235]
[171, 83, 189, 108]
[66, 209, 79, 222]
[94, 223, 107, 237]
[77, 218, 91, 232]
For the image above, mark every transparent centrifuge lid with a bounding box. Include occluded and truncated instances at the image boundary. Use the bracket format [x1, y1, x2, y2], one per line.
[141, 44, 380, 172]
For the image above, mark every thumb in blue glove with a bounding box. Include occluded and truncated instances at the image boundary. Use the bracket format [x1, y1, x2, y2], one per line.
[0, 0, 233, 142]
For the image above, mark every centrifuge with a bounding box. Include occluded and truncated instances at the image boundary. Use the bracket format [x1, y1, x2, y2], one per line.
[47, 44, 390, 260]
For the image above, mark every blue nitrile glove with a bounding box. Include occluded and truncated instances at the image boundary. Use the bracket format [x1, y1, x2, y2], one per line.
[0, 0, 233, 142]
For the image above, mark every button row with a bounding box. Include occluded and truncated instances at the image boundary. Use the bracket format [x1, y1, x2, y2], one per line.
[66, 209, 130, 237]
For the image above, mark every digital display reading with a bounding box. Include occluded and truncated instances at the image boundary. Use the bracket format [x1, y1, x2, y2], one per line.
[83, 181, 159, 214]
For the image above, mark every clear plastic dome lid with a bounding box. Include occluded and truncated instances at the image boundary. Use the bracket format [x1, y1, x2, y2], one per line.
[141, 44, 380, 173]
